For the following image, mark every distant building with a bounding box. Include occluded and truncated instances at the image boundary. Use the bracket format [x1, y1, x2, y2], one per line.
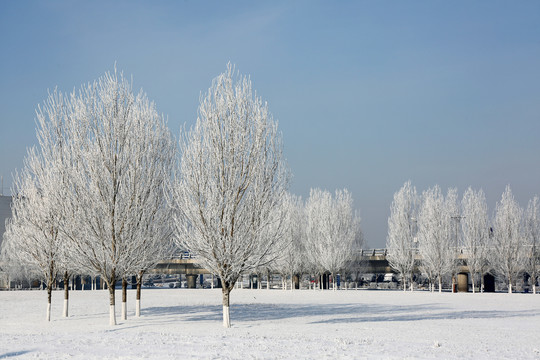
[0, 196, 12, 288]
[0, 195, 12, 249]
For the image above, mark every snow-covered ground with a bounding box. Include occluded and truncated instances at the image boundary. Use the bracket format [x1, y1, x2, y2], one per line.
[1, 288, 539, 359]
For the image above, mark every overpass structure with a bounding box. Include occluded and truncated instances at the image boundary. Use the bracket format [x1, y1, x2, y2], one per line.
[150, 249, 396, 275]
[149, 249, 481, 292]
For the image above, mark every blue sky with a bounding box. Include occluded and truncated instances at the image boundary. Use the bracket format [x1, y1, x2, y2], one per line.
[1, 1, 540, 247]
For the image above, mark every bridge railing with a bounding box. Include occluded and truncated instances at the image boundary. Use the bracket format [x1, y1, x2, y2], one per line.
[168, 250, 197, 260]
[360, 249, 387, 257]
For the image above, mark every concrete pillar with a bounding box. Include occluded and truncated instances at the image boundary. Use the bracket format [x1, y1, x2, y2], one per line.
[186, 274, 197, 289]
[293, 275, 300, 290]
[457, 273, 468, 292]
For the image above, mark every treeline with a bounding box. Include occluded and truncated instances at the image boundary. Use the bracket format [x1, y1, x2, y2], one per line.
[0, 65, 362, 328]
[386, 181, 539, 293]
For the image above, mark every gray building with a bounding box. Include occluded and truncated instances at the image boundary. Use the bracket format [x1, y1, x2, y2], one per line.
[0, 195, 12, 249]
[0, 196, 12, 288]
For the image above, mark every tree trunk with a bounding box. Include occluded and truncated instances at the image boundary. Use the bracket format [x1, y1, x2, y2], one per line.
[438, 278, 442, 293]
[480, 273, 485, 293]
[63, 272, 69, 317]
[290, 273, 293, 291]
[267, 270, 270, 290]
[108, 273, 116, 326]
[533, 284, 537, 294]
[403, 274, 407, 291]
[471, 272, 476, 294]
[121, 277, 128, 321]
[136, 271, 143, 317]
[222, 286, 231, 328]
[46, 285, 52, 321]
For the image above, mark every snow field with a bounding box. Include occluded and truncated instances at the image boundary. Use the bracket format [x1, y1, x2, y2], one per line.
[0, 289, 539, 359]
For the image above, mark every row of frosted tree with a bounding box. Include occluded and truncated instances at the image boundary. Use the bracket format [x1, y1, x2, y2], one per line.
[386, 181, 539, 294]
[0, 65, 362, 328]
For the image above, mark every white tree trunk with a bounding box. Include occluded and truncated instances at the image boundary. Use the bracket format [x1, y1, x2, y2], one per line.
[122, 301, 127, 321]
[109, 305, 116, 326]
[46, 303, 51, 321]
[63, 299, 69, 317]
[290, 273, 293, 291]
[136, 299, 141, 317]
[438, 278, 442, 293]
[533, 284, 536, 294]
[222, 287, 231, 328]
[109, 285, 116, 326]
[223, 305, 230, 328]
[508, 283, 512, 294]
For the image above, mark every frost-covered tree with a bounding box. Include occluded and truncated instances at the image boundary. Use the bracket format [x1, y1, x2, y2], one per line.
[523, 196, 539, 294]
[0, 90, 77, 321]
[490, 186, 526, 293]
[417, 186, 455, 292]
[386, 181, 418, 291]
[168, 64, 289, 328]
[305, 188, 362, 291]
[273, 193, 306, 290]
[57, 69, 175, 325]
[2, 174, 63, 321]
[461, 187, 490, 293]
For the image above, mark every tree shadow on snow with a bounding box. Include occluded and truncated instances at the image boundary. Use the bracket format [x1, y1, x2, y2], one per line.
[0, 350, 33, 359]
[141, 302, 540, 325]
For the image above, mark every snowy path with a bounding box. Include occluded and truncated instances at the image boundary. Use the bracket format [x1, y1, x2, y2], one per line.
[0, 289, 539, 359]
